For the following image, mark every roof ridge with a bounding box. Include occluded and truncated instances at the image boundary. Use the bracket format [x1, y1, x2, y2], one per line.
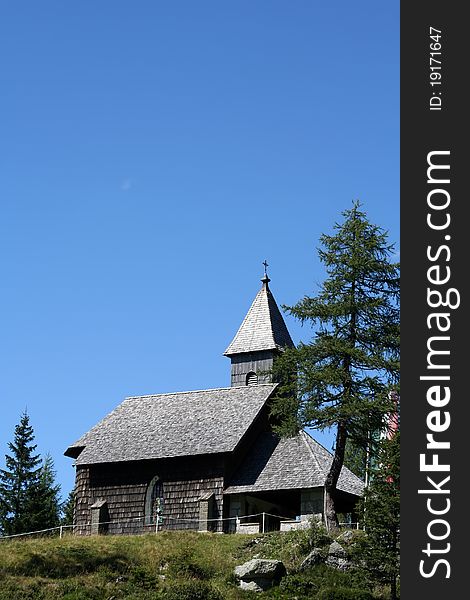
[124, 382, 277, 400]
[265, 287, 278, 349]
[223, 285, 270, 355]
[302, 429, 336, 455]
[301, 430, 366, 488]
[266, 286, 291, 351]
[300, 430, 326, 473]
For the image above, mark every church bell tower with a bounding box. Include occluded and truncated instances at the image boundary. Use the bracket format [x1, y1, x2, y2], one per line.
[224, 266, 294, 387]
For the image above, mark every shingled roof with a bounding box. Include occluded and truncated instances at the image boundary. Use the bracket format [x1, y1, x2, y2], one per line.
[224, 276, 294, 356]
[224, 430, 364, 497]
[65, 384, 277, 465]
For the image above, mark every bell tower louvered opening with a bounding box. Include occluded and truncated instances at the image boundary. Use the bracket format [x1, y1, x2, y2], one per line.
[246, 371, 258, 386]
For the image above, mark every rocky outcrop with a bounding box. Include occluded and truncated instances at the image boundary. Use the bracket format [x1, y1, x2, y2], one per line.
[234, 558, 286, 592]
[299, 548, 324, 570]
[300, 539, 353, 572]
[325, 541, 352, 571]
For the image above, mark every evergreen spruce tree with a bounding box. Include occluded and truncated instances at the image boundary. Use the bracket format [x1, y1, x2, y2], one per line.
[355, 432, 400, 600]
[271, 202, 399, 531]
[61, 487, 76, 526]
[27, 454, 62, 531]
[0, 411, 41, 535]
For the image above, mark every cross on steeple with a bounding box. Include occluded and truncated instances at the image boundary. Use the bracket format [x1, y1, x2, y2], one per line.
[261, 260, 270, 285]
[262, 260, 269, 276]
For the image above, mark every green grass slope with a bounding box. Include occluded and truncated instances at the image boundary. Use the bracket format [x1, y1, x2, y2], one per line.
[0, 529, 394, 599]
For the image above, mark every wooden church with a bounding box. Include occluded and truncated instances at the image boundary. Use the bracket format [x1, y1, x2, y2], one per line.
[65, 272, 363, 534]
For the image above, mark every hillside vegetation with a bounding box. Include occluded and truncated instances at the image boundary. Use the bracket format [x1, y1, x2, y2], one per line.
[0, 528, 395, 600]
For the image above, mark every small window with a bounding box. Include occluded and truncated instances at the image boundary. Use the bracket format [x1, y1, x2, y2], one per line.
[145, 476, 164, 525]
[246, 371, 258, 386]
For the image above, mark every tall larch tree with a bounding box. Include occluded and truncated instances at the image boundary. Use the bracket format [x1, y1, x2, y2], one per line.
[271, 202, 400, 531]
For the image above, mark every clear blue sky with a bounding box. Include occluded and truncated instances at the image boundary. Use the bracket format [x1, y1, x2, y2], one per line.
[0, 1, 399, 500]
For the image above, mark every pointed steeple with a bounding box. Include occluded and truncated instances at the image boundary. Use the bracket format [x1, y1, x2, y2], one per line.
[224, 267, 294, 386]
[224, 274, 293, 356]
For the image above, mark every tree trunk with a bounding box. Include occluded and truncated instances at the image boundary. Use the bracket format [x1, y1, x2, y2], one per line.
[324, 421, 348, 532]
[324, 485, 337, 533]
[390, 576, 397, 600]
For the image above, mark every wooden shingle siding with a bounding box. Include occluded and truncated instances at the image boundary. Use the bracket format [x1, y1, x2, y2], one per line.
[229, 351, 275, 387]
[74, 466, 92, 534]
[73, 455, 225, 534]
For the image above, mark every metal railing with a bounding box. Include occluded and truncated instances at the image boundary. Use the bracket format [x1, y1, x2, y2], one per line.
[0, 513, 362, 541]
[0, 512, 327, 540]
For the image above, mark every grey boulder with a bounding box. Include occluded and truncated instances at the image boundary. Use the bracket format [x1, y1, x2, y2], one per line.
[234, 559, 286, 592]
[299, 548, 324, 570]
[325, 541, 352, 571]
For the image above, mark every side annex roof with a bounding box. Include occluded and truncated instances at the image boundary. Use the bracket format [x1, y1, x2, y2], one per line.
[65, 384, 277, 465]
[224, 430, 364, 497]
